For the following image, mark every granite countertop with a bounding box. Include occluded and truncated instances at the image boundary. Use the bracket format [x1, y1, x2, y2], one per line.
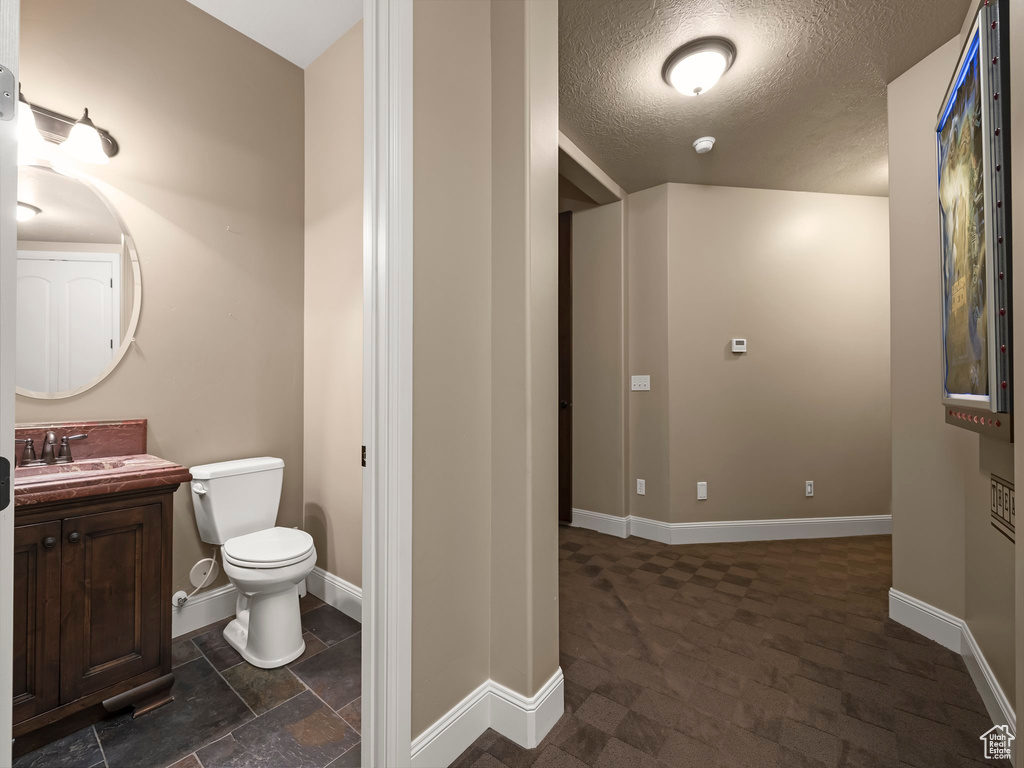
[14, 453, 193, 507]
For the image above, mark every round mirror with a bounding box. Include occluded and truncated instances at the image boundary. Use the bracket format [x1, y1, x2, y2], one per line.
[16, 164, 141, 399]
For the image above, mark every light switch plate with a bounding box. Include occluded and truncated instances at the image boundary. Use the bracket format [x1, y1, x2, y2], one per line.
[631, 375, 651, 391]
[805, 480, 814, 497]
[697, 481, 708, 500]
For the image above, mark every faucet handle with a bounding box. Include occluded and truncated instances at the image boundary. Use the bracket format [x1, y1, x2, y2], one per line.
[55, 434, 87, 464]
[14, 438, 37, 466]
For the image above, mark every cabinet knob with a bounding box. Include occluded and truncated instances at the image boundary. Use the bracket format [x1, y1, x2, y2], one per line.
[68, 532, 80, 544]
[42, 536, 56, 549]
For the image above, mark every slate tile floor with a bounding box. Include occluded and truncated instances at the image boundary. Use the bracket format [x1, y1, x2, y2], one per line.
[14, 595, 361, 768]
[457, 529, 1004, 768]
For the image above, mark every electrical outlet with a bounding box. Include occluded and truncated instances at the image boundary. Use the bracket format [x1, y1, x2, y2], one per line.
[697, 481, 708, 500]
[637, 478, 646, 496]
[631, 375, 651, 391]
[805, 480, 814, 497]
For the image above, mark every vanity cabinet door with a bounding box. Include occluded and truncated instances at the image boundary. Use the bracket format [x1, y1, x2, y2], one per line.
[13, 522, 62, 724]
[60, 503, 163, 702]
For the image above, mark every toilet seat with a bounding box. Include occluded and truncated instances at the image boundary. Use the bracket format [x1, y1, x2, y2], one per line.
[223, 527, 314, 569]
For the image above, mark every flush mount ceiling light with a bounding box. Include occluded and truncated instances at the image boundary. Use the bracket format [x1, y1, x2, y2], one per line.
[663, 37, 736, 97]
[16, 202, 41, 222]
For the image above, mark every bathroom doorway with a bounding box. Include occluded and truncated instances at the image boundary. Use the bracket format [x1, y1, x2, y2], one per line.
[0, 1, 414, 765]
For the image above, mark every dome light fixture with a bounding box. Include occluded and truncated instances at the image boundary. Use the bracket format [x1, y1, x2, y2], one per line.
[17, 202, 41, 222]
[61, 108, 110, 165]
[663, 37, 736, 97]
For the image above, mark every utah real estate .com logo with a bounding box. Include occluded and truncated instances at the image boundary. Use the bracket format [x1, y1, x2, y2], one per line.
[980, 725, 1014, 761]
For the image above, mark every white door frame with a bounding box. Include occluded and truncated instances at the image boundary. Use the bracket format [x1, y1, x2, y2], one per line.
[0, 0, 18, 764]
[362, 0, 414, 766]
[0, 1, 417, 763]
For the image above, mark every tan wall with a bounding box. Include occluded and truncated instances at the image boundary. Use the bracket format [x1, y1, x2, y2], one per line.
[889, 38, 968, 618]
[489, 0, 560, 700]
[412, 0, 560, 736]
[303, 22, 363, 586]
[412, 0, 494, 737]
[889, 34, 1016, 704]
[16, 0, 304, 594]
[626, 185, 671, 521]
[665, 184, 890, 523]
[572, 202, 626, 517]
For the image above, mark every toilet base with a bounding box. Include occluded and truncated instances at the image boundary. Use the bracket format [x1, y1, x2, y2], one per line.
[223, 587, 306, 669]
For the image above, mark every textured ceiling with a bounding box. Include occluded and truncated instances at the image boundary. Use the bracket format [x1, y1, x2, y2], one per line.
[559, 0, 971, 196]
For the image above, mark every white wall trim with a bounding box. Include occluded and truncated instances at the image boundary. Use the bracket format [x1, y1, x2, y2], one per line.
[410, 668, 564, 768]
[171, 583, 237, 638]
[0, 1, 20, 762]
[363, 0, 414, 764]
[571, 508, 629, 538]
[887, 588, 964, 652]
[572, 508, 893, 544]
[558, 130, 626, 204]
[307, 566, 363, 623]
[889, 588, 1016, 759]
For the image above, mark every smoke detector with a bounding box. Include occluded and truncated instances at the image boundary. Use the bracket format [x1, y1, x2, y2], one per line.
[693, 136, 716, 154]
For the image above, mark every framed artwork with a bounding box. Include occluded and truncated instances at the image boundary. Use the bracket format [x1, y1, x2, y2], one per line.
[937, 0, 1012, 424]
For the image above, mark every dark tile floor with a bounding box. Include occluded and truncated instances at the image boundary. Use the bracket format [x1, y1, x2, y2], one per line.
[15, 595, 361, 768]
[457, 528, 1003, 768]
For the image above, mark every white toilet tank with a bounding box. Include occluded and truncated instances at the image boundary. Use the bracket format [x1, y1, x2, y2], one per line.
[190, 457, 285, 545]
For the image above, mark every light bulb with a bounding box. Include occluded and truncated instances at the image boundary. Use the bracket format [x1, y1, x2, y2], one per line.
[17, 203, 41, 222]
[17, 97, 46, 166]
[61, 109, 109, 165]
[663, 38, 736, 97]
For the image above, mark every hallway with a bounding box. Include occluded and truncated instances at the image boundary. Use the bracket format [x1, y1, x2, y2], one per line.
[456, 528, 999, 768]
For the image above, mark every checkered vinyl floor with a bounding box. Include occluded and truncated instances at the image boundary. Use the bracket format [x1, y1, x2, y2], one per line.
[453, 528, 1002, 768]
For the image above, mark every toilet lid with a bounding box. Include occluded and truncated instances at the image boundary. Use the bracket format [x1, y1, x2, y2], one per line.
[223, 527, 314, 568]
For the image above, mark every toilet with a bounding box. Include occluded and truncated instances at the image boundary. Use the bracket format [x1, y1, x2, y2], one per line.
[189, 457, 316, 669]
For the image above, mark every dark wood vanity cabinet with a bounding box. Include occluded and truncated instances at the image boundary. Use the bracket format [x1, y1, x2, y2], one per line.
[13, 521, 62, 724]
[13, 488, 177, 756]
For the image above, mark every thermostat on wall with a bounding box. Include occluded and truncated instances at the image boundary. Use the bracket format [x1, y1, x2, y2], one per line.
[731, 338, 747, 353]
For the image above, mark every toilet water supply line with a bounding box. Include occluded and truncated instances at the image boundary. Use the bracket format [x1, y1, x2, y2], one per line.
[172, 548, 219, 608]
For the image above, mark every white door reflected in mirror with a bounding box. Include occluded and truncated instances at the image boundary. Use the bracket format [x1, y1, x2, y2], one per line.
[16, 164, 141, 399]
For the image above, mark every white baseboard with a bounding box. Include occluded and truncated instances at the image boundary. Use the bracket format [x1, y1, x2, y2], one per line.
[570, 508, 630, 538]
[172, 583, 237, 638]
[306, 566, 363, 623]
[887, 588, 963, 652]
[172, 566, 362, 638]
[411, 668, 564, 768]
[889, 588, 1016, 763]
[572, 508, 892, 545]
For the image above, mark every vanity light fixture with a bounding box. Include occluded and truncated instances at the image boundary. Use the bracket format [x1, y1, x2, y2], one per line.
[16, 202, 41, 222]
[663, 37, 736, 97]
[17, 88, 119, 163]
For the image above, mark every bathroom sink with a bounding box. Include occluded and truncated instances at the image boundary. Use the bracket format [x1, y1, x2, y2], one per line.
[15, 458, 129, 478]
[14, 453, 192, 508]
